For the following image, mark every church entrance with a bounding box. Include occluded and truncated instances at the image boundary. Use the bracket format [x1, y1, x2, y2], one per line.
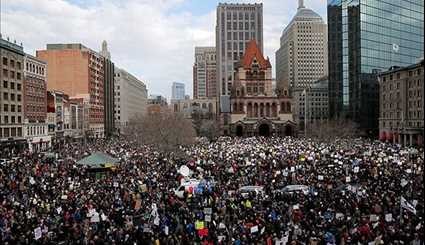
[285, 125, 293, 137]
[258, 124, 270, 137]
[236, 125, 244, 137]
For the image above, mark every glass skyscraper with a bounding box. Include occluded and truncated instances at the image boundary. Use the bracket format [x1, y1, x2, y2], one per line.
[328, 0, 424, 135]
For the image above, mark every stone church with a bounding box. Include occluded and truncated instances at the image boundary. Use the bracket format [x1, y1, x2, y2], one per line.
[229, 40, 296, 137]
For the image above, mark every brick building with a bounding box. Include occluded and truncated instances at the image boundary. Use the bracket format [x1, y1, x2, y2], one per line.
[23, 54, 51, 151]
[37, 43, 105, 138]
[378, 60, 424, 146]
[230, 40, 296, 137]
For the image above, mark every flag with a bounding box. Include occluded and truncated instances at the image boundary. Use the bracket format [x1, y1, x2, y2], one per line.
[401, 196, 416, 215]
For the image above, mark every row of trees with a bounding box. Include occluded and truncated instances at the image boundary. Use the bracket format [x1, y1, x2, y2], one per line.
[124, 111, 360, 151]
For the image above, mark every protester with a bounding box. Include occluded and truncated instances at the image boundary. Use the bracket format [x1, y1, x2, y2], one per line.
[0, 137, 423, 244]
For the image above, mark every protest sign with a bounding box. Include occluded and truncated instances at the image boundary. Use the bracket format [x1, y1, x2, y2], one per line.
[34, 227, 42, 240]
[250, 225, 259, 233]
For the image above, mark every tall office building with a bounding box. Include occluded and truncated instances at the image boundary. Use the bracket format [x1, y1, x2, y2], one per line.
[0, 37, 25, 152]
[193, 47, 217, 99]
[99, 41, 115, 137]
[37, 43, 106, 138]
[171, 82, 185, 101]
[275, 0, 327, 90]
[328, 0, 424, 135]
[114, 67, 147, 133]
[216, 3, 263, 106]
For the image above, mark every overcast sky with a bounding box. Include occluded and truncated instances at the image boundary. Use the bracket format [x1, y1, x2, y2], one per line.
[1, 0, 326, 100]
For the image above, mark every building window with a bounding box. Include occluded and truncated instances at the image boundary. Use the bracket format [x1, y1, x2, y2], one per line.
[17, 62, 21, 70]
[3, 104, 8, 112]
[3, 80, 7, 88]
[2, 57, 7, 65]
[3, 93, 8, 100]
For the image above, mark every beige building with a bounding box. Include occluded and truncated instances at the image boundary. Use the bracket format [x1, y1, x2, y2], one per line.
[378, 60, 424, 146]
[216, 3, 263, 99]
[0, 37, 25, 153]
[114, 68, 147, 132]
[292, 76, 329, 126]
[193, 47, 217, 99]
[171, 98, 217, 119]
[275, 0, 327, 90]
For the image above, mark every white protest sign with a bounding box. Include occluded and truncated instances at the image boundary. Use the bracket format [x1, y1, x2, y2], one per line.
[56, 207, 62, 214]
[401, 179, 408, 187]
[370, 214, 379, 222]
[101, 213, 108, 221]
[353, 166, 359, 173]
[385, 213, 393, 222]
[90, 212, 100, 223]
[34, 227, 42, 240]
[318, 175, 324, 180]
[205, 215, 211, 222]
[346, 176, 351, 183]
[250, 225, 259, 233]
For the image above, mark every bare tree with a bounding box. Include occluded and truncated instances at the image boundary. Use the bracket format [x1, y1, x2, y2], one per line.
[191, 110, 219, 140]
[199, 119, 221, 141]
[124, 111, 196, 151]
[307, 118, 360, 142]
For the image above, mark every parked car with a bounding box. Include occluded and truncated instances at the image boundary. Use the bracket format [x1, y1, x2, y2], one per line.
[275, 184, 310, 195]
[238, 185, 264, 198]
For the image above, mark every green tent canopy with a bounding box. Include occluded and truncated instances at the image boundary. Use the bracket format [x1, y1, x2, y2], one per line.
[77, 152, 119, 169]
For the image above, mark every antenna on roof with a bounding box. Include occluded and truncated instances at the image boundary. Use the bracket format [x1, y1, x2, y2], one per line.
[298, 0, 305, 9]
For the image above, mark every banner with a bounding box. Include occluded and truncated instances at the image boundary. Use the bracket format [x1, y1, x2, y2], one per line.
[401, 196, 416, 215]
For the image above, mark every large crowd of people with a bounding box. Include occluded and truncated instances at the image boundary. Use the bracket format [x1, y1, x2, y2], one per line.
[1, 137, 423, 244]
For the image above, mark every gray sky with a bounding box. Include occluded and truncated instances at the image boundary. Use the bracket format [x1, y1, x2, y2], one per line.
[1, 0, 327, 100]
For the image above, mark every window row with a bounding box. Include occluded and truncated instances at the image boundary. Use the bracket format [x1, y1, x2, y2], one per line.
[2, 115, 22, 124]
[2, 69, 22, 80]
[2, 93, 22, 101]
[0, 127, 23, 138]
[2, 57, 22, 69]
[3, 80, 22, 90]
[26, 62, 45, 76]
[2, 104, 22, 112]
